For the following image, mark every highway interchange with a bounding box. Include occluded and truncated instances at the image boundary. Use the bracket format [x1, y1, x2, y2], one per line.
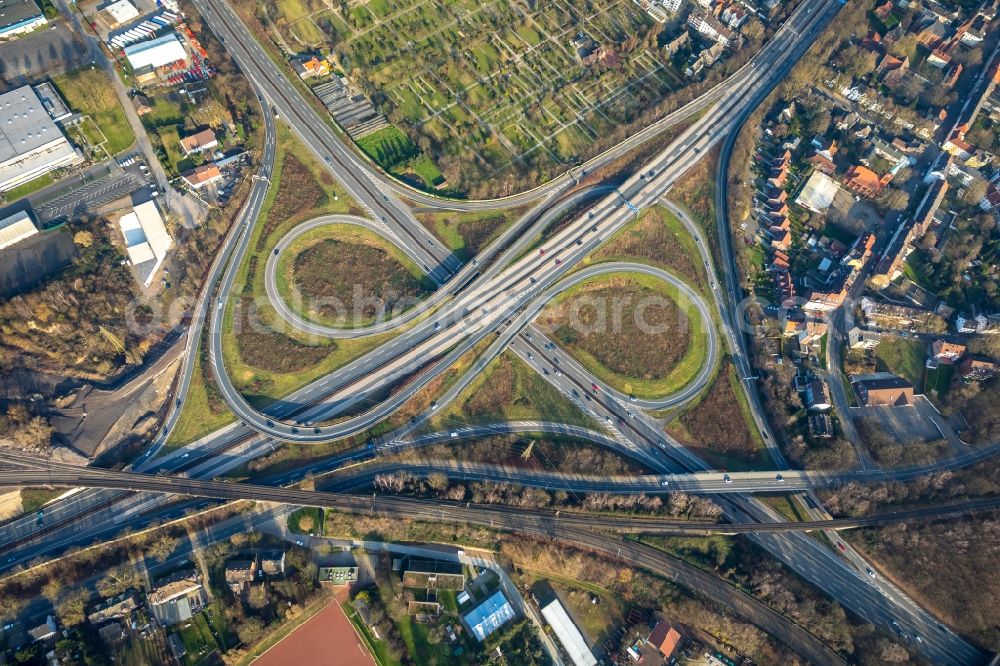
[2, 0, 997, 663]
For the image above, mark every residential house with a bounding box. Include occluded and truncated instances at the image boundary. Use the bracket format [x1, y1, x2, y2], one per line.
[848, 326, 883, 349]
[807, 152, 836, 175]
[131, 94, 153, 116]
[647, 622, 683, 660]
[955, 313, 1000, 334]
[179, 128, 218, 156]
[960, 356, 999, 380]
[87, 591, 138, 625]
[148, 571, 207, 627]
[930, 339, 966, 365]
[181, 163, 223, 189]
[27, 616, 57, 643]
[224, 559, 257, 595]
[688, 11, 734, 46]
[943, 124, 975, 161]
[259, 551, 286, 576]
[803, 286, 847, 312]
[861, 297, 938, 331]
[842, 165, 889, 198]
[877, 54, 908, 86]
[805, 379, 832, 411]
[808, 414, 834, 438]
[663, 30, 689, 56]
[293, 56, 330, 80]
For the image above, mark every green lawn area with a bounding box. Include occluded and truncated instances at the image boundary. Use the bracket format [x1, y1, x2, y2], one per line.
[157, 125, 187, 173]
[166, 340, 236, 449]
[356, 125, 419, 168]
[925, 363, 954, 401]
[415, 206, 527, 260]
[409, 155, 445, 188]
[20, 488, 63, 514]
[287, 507, 324, 534]
[2, 172, 55, 202]
[53, 68, 135, 154]
[431, 351, 593, 430]
[875, 336, 926, 390]
[343, 601, 402, 666]
[176, 611, 223, 666]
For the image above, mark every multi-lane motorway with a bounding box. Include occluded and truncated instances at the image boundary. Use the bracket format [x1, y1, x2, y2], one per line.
[4, 0, 996, 663]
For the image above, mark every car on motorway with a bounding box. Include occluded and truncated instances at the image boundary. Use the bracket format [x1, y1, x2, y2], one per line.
[723, 474, 732, 483]
[527, 352, 534, 360]
[554, 368, 561, 376]
[867, 568, 876, 577]
[775, 473, 784, 482]
[539, 248, 545, 255]
[604, 416, 612, 424]
[629, 395, 636, 402]
[660, 480, 669, 486]
[591, 383, 600, 392]
[430, 401, 438, 410]
[434, 322, 441, 331]
[837, 541, 846, 552]
[554, 258, 562, 266]
[576, 239, 583, 245]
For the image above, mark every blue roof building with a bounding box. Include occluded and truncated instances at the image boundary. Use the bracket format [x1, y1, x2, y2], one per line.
[462, 590, 515, 641]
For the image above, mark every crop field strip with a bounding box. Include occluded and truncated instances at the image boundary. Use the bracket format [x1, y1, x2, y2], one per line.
[274, 0, 684, 171]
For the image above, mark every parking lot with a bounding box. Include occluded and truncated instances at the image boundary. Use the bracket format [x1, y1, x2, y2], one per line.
[855, 396, 946, 443]
[28, 157, 153, 224]
[0, 24, 92, 82]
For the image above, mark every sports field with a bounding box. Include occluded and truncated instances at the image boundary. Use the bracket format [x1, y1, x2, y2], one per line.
[254, 600, 375, 666]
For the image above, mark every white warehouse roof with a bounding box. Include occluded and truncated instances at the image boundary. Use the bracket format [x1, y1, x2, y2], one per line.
[117, 199, 172, 286]
[0, 85, 82, 193]
[540, 600, 597, 666]
[124, 33, 186, 70]
[796, 171, 840, 214]
[0, 210, 38, 250]
[102, 0, 139, 24]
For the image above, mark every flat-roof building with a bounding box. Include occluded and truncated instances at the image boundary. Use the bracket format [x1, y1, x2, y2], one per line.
[463, 590, 515, 642]
[0, 0, 46, 40]
[148, 570, 206, 626]
[32, 82, 72, 122]
[124, 33, 187, 71]
[541, 599, 597, 666]
[101, 0, 139, 25]
[796, 170, 840, 213]
[0, 85, 83, 193]
[116, 199, 172, 286]
[0, 210, 38, 250]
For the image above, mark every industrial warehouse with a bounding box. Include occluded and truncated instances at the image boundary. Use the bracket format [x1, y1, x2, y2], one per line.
[0, 0, 46, 40]
[0, 85, 83, 193]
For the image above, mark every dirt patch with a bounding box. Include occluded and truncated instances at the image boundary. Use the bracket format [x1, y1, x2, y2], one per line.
[257, 154, 328, 252]
[595, 207, 706, 291]
[674, 363, 757, 459]
[254, 599, 375, 666]
[292, 238, 430, 321]
[543, 279, 690, 381]
[0, 490, 22, 522]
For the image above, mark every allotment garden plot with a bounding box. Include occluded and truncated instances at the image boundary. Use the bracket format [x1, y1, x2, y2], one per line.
[272, 0, 685, 193]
